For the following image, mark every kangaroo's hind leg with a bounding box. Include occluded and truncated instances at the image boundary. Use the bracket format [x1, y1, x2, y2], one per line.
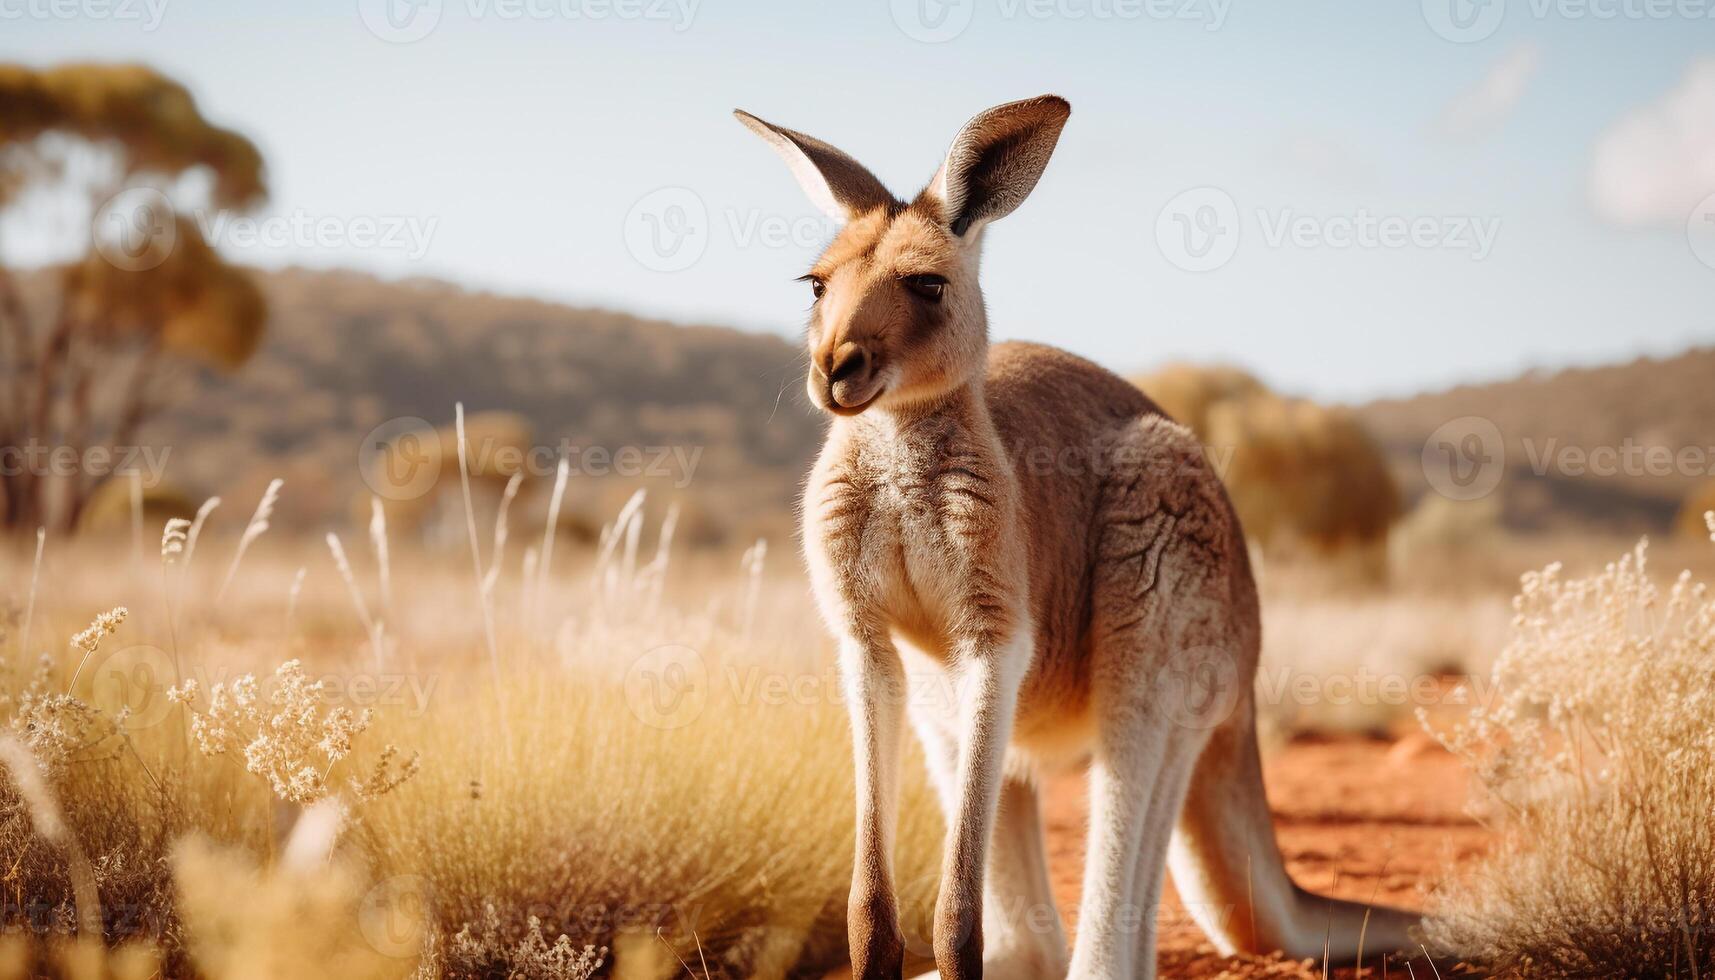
[1065, 649, 1214, 980]
[985, 775, 1070, 977]
[1069, 420, 1247, 979]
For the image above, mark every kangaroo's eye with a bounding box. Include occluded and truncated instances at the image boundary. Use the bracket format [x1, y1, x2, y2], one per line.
[801, 275, 826, 300]
[902, 274, 947, 302]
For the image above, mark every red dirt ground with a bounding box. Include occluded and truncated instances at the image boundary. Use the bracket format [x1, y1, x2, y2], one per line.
[829, 731, 1487, 978]
[1041, 731, 1487, 978]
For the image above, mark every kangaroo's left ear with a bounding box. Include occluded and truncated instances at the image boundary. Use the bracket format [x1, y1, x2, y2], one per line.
[734, 110, 895, 222]
[928, 95, 1071, 238]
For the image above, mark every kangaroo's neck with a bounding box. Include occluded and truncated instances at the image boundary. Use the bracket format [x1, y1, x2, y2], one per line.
[829, 378, 1008, 487]
[865, 377, 990, 441]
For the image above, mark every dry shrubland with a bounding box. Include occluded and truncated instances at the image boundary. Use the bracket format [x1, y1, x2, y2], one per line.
[5, 409, 1714, 979]
[1423, 517, 1715, 977]
[0, 470, 945, 979]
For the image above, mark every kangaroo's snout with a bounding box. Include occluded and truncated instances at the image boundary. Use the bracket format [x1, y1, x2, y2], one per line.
[815, 341, 883, 415]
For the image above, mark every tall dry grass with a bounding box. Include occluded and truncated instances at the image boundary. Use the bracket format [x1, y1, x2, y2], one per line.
[11, 434, 1706, 976]
[1422, 516, 1715, 977]
[0, 469, 944, 978]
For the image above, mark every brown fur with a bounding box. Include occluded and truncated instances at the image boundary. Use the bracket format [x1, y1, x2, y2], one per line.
[737, 95, 1418, 979]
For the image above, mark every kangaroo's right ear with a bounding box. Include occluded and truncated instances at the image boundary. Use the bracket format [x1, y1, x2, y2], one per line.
[734, 110, 894, 222]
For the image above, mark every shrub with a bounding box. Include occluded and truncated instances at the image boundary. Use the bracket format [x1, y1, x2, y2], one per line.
[1422, 515, 1715, 977]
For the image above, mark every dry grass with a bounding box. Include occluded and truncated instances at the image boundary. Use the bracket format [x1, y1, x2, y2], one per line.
[1421, 517, 1715, 977]
[6, 457, 1710, 977]
[1255, 587, 1510, 740]
[0, 477, 945, 978]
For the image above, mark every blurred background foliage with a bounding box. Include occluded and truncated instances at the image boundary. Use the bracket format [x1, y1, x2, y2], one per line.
[0, 63, 266, 532]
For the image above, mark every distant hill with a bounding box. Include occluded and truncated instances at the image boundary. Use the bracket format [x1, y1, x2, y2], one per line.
[90, 267, 1715, 542]
[1356, 348, 1715, 535]
[136, 268, 824, 543]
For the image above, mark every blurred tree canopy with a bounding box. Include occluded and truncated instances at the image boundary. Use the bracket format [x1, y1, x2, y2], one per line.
[0, 63, 267, 533]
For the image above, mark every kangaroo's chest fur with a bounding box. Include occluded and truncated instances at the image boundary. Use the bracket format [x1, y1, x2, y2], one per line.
[805, 391, 1023, 659]
[804, 343, 1178, 747]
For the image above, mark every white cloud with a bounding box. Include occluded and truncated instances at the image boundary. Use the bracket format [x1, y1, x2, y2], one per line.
[1589, 59, 1715, 227]
[1435, 42, 1542, 141]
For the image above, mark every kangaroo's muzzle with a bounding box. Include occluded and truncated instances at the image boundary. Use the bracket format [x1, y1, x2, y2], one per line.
[815, 341, 884, 415]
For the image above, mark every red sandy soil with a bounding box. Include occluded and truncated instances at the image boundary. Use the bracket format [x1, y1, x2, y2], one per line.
[1042, 731, 1487, 978]
[830, 731, 1487, 978]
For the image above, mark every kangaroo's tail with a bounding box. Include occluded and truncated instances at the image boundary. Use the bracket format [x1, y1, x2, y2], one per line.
[1167, 698, 1419, 962]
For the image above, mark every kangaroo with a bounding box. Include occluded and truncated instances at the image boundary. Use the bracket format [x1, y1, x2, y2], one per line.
[734, 95, 1418, 980]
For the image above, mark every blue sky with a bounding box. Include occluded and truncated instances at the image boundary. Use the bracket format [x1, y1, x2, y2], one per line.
[4, 0, 1713, 400]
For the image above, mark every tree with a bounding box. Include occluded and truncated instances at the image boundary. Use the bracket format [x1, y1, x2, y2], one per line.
[0, 63, 267, 533]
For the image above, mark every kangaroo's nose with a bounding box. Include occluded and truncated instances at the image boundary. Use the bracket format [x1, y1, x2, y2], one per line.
[827, 343, 870, 387]
[819, 341, 881, 413]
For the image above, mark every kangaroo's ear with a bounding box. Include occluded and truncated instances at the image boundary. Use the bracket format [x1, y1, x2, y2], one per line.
[733, 110, 894, 222]
[929, 95, 1071, 237]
